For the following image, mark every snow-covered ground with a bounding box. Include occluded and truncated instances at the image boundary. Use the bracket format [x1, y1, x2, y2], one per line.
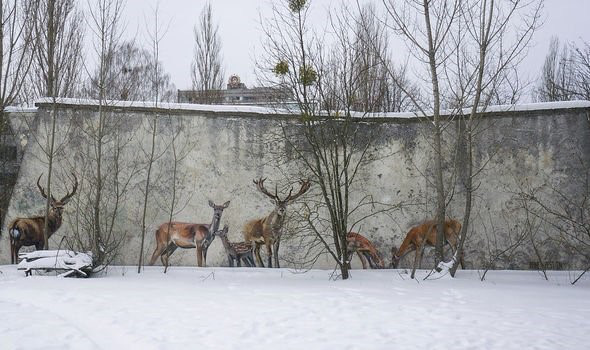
[0, 266, 588, 350]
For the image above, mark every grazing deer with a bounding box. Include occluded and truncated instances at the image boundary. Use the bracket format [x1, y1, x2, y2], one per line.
[215, 225, 255, 267]
[5, 174, 78, 264]
[148, 200, 230, 267]
[391, 218, 464, 278]
[243, 178, 311, 268]
[346, 232, 385, 269]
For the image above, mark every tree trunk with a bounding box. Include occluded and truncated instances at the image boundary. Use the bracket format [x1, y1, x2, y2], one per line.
[450, 119, 472, 277]
[423, 0, 445, 266]
[42, 103, 58, 250]
[138, 115, 157, 273]
[42, 0, 57, 250]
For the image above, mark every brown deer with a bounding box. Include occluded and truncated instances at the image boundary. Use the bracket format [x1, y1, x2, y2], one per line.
[148, 200, 230, 267]
[346, 232, 385, 269]
[215, 225, 255, 267]
[391, 218, 464, 278]
[243, 178, 311, 268]
[6, 174, 78, 264]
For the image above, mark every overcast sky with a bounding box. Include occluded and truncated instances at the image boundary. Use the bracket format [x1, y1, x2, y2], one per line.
[114, 0, 590, 94]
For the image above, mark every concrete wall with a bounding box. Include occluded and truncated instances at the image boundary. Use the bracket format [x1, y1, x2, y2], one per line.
[2, 99, 589, 270]
[0, 108, 35, 229]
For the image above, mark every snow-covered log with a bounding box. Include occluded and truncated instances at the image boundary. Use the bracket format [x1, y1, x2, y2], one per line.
[17, 250, 93, 277]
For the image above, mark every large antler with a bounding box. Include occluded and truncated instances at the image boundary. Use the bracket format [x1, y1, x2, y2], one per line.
[36, 174, 56, 202]
[59, 173, 78, 204]
[254, 177, 280, 201]
[284, 179, 311, 204]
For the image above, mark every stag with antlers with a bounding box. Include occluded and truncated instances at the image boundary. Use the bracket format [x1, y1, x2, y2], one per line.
[5, 174, 78, 264]
[391, 218, 465, 278]
[243, 178, 310, 268]
[148, 200, 230, 268]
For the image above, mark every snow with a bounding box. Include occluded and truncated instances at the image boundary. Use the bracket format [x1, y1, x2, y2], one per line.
[33, 97, 292, 116]
[0, 266, 588, 350]
[17, 250, 93, 278]
[3, 106, 38, 113]
[30, 97, 590, 120]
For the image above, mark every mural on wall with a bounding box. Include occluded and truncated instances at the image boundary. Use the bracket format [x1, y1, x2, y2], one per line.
[1, 100, 589, 271]
[149, 200, 230, 268]
[215, 224, 255, 267]
[391, 219, 463, 279]
[242, 177, 311, 268]
[5, 174, 77, 264]
[346, 232, 385, 269]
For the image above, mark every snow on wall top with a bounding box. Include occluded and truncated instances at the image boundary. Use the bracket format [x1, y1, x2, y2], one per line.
[16, 97, 590, 119]
[4, 106, 39, 113]
[34, 97, 292, 115]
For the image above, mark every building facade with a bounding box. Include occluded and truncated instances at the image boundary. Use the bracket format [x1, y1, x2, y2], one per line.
[178, 75, 293, 106]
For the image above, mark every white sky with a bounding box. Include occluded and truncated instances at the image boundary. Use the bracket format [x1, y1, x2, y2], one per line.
[115, 0, 590, 93]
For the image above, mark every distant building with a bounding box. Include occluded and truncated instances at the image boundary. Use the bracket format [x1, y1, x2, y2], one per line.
[178, 75, 293, 106]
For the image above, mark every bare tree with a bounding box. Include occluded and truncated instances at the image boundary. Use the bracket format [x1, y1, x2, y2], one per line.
[28, 0, 85, 250]
[514, 137, 590, 284]
[259, 1, 400, 279]
[571, 41, 590, 100]
[65, 0, 132, 271]
[158, 116, 197, 273]
[445, 0, 542, 277]
[535, 38, 577, 102]
[350, 3, 417, 113]
[29, 0, 84, 99]
[83, 40, 176, 102]
[536, 38, 590, 101]
[190, 2, 224, 104]
[382, 0, 463, 268]
[138, 4, 169, 273]
[379, 0, 542, 278]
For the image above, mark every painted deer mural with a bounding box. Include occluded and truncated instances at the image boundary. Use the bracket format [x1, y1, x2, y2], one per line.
[346, 232, 385, 269]
[243, 178, 311, 268]
[391, 218, 464, 278]
[148, 200, 230, 267]
[215, 225, 255, 267]
[6, 174, 78, 264]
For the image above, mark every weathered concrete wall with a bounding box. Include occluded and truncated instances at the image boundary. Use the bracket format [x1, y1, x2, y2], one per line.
[0, 108, 35, 229]
[2, 100, 589, 270]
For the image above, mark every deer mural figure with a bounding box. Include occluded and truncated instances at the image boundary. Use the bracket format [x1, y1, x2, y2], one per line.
[148, 200, 230, 267]
[391, 218, 465, 279]
[243, 178, 311, 268]
[346, 232, 385, 269]
[215, 225, 255, 267]
[5, 174, 78, 264]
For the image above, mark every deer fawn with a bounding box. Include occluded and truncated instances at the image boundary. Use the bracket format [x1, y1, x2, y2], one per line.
[148, 200, 230, 267]
[346, 232, 385, 269]
[242, 178, 310, 268]
[5, 174, 78, 264]
[215, 225, 255, 267]
[391, 218, 464, 278]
